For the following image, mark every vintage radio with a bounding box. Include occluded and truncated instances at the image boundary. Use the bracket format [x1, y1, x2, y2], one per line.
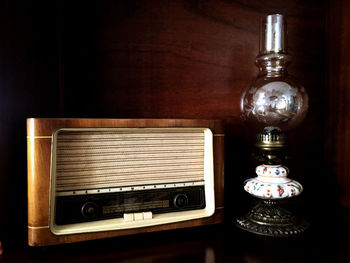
[27, 119, 224, 246]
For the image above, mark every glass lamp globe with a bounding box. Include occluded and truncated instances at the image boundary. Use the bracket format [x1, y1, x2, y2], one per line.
[241, 78, 309, 132]
[241, 14, 309, 132]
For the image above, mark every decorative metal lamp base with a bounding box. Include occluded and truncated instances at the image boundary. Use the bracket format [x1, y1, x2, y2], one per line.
[236, 200, 309, 237]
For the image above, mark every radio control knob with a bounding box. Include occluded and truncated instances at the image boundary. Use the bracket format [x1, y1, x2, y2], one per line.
[81, 202, 98, 218]
[173, 194, 188, 208]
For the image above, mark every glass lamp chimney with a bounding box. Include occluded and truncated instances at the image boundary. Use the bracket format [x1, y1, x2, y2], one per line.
[260, 14, 286, 55]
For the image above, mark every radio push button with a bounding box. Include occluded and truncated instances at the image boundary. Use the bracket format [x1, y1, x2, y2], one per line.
[123, 213, 134, 222]
[143, 212, 153, 220]
[134, 213, 143, 221]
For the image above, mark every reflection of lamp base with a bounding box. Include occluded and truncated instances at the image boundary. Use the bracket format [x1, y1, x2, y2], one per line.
[236, 200, 309, 237]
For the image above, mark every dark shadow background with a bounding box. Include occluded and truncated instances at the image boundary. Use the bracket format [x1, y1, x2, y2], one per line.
[0, 0, 336, 251]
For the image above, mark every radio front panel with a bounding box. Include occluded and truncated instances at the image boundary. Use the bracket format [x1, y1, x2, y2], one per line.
[49, 128, 214, 235]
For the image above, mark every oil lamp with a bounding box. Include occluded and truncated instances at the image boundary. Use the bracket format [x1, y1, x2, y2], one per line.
[236, 14, 309, 236]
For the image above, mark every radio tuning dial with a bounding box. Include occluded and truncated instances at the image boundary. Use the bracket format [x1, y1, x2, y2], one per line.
[173, 194, 188, 208]
[81, 202, 98, 218]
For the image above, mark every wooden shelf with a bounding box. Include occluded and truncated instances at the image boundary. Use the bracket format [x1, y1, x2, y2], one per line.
[2, 216, 350, 262]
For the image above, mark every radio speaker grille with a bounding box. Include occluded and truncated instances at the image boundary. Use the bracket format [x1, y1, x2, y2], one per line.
[53, 128, 207, 192]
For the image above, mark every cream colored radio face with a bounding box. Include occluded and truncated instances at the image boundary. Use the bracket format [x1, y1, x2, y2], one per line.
[49, 128, 215, 235]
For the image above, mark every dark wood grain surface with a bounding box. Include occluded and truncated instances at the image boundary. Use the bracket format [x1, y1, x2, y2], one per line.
[0, 0, 346, 255]
[326, 0, 350, 210]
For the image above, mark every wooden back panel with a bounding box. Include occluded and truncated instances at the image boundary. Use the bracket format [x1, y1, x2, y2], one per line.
[27, 118, 224, 246]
